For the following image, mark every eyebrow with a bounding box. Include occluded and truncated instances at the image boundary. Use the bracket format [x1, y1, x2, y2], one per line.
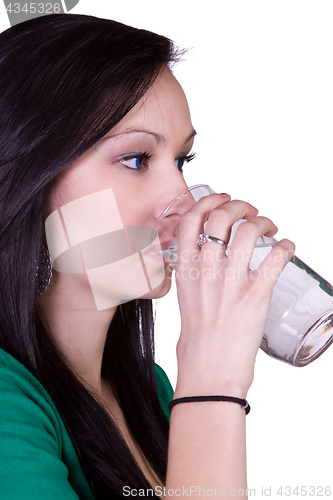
[103, 128, 197, 146]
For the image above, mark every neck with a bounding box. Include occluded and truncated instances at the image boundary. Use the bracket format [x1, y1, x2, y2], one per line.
[37, 271, 117, 394]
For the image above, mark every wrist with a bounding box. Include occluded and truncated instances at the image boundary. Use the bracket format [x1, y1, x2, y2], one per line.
[173, 378, 249, 401]
[175, 345, 254, 400]
[169, 395, 251, 415]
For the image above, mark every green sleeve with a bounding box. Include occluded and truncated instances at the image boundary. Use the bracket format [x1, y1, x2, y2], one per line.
[0, 350, 94, 500]
[154, 363, 174, 422]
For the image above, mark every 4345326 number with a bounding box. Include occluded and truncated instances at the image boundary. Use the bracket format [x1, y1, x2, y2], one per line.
[6, 3, 61, 14]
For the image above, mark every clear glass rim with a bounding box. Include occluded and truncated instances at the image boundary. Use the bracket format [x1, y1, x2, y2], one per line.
[153, 184, 279, 250]
[154, 184, 212, 231]
[293, 310, 333, 367]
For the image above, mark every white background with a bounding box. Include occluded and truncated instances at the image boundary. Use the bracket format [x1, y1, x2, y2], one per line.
[1, 1, 332, 495]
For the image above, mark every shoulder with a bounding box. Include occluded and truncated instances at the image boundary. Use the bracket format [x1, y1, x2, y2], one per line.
[0, 348, 93, 500]
[0, 348, 63, 449]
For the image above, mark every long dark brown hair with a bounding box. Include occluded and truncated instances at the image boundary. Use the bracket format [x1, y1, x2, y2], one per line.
[0, 13, 180, 498]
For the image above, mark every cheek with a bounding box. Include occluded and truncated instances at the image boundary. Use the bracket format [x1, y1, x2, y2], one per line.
[112, 186, 156, 229]
[45, 188, 167, 311]
[47, 148, 117, 214]
[79, 244, 170, 311]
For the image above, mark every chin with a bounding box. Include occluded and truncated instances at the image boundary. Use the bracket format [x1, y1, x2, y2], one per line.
[140, 267, 173, 300]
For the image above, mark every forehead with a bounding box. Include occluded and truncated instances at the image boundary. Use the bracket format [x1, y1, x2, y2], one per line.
[109, 69, 192, 137]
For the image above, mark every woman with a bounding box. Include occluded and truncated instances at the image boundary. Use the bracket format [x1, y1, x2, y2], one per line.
[0, 13, 294, 499]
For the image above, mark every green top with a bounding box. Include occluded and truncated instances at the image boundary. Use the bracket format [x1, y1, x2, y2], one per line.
[0, 348, 174, 499]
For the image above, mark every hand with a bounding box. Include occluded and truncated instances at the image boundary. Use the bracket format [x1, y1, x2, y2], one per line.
[173, 194, 295, 399]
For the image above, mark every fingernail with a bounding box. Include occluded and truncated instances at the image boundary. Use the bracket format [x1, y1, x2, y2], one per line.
[219, 193, 229, 196]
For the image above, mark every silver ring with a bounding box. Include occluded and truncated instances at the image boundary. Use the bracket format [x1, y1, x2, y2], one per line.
[196, 234, 227, 248]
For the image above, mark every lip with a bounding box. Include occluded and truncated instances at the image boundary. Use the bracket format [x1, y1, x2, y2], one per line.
[159, 239, 177, 251]
[158, 240, 178, 268]
[145, 242, 177, 269]
[142, 245, 168, 268]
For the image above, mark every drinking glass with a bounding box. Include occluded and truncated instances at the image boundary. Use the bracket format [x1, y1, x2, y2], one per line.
[153, 184, 333, 366]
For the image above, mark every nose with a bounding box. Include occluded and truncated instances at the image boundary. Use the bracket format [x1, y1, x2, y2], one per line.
[153, 177, 202, 251]
[154, 171, 189, 221]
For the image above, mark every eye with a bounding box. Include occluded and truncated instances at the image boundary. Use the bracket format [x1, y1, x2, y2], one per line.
[175, 151, 196, 172]
[119, 151, 153, 170]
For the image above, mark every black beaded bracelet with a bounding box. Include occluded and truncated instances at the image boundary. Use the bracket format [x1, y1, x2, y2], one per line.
[168, 395, 251, 415]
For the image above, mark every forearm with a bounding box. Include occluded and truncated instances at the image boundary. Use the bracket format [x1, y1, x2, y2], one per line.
[165, 402, 247, 500]
[164, 196, 295, 500]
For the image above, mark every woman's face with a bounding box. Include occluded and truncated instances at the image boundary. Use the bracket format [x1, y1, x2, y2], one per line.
[45, 68, 195, 310]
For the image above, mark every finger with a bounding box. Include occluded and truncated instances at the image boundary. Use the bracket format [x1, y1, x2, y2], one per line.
[177, 194, 231, 265]
[252, 238, 296, 285]
[228, 216, 278, 268]
[199, 200, 259, 262]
